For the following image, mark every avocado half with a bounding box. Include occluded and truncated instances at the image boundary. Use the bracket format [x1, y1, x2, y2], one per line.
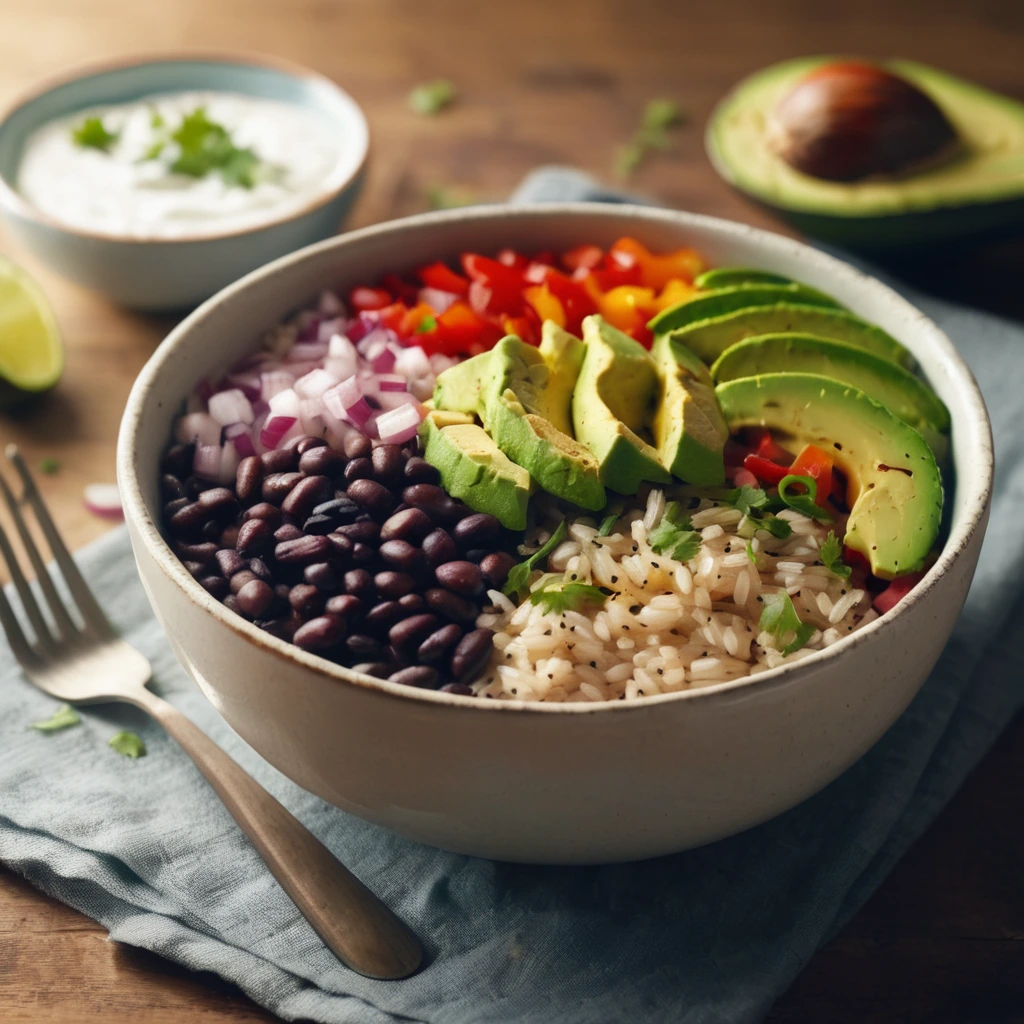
[706, 57, 1024, 248]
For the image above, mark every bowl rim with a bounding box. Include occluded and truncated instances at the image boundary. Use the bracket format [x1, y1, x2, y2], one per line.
[117, 202, 994, 715]
[0, 50, 370, 245]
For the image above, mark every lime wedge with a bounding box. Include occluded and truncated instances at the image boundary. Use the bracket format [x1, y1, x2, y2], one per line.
[0, 258, 64, 405]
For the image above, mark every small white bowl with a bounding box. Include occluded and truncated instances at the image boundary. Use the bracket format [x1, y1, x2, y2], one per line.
[117, 205, 993, 863]
[0, 53, 368, 309]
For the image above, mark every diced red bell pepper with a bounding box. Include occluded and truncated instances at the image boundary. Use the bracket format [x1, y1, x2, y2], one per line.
[525, 266, 597, 335]
[381, 272, 419, 306]
[418, 261, 470, 296]
[743, 454, 791, 486]
[530, 249, 558, 267]
[609, 237, 704, 290]
[349, 286, 392, 312]
[503, 314, 539, 345]
[496, 248, 528, 270]
[421, 299, 504, 355]
[562, 244, 604, 272]
[398, 302, 436, 337]
[376, 302, 409, 333]
[462, 254, 525, 317]
[873, 571, 925, 614]
[747, 428, 792, 465]
[789, 444, 834, 508]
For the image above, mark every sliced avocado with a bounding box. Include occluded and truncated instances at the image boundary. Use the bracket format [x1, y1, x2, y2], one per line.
[694, 267, 795, 290]
[432, 349, 493, 414]
[480, 336, 606, 511]
[651, 334, 728, 485]
[666, 303, 912, 368]
[648, 283, 841, 336]
[707, 57, 1024, 248]
[424, 408, 475, 428]
[536, 320, 586, 437]
[710, 333, 949, 460]
[715, 373, 942, 578]
[420, 416, 533, 530]
[573, 316, 671, 494]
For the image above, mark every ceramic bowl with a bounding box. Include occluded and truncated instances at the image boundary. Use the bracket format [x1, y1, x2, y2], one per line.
[117, 205, 993, 863]
[0, 54, 368, 309]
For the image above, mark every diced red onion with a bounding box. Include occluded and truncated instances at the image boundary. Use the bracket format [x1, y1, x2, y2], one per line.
[225, 422, 257, 458]
[259, 371, 294, 401]
[317, 317, 345, 343]
[376, 390, 421, 412]
[394, 345, 431, 379]
[376, 403, 423, 445]
[175, 412, 222, 447]
[288, 341, 330, 362]
[732, 467, 759, 489]
[370, 344, 397, 374]
[323, 375, 366, 422]
[378, 375, 407, 392]
[194, 443, 223, 480]
[419, 287, 459, 313]
[348, 310, 382, 343]
[208, 388, 254, 427]
[357, 326, 398, 358]
[318, 289, 345, 317]
[268, 387, 301, 420]
[429, 353, 459, 375]
[222, 372, 262, 401]
[293, 367, 338, 400]
[83, 483, 124, 520]
[218, 442, 241, 485]
[299, 397, 328, 438]
[408, 375, 436, 401]
[260, 415, 297, 449]
[194, 378, 214, 402]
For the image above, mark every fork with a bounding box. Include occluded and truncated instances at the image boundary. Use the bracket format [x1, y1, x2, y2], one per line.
[0, 444, 422, 980]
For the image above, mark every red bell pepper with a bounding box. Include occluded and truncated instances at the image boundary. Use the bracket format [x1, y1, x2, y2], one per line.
[349, 286, 392, 313]
[873, 571, 925, 614]
[418, 261, 470, 296]
[789, 444, 834, 508]
[381, 273, 419, 306]
[743, 454, 790, 486]
[562, 244, 604, 272]
[496, 248, 528, 270]
[462, 254, 525, 317]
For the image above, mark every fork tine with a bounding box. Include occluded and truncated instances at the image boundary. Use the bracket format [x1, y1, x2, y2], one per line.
[0, 492, 58, 651]
[0, 470, 77, 642]
[6, 446, 115, 641]
[0, 570, 45, 670]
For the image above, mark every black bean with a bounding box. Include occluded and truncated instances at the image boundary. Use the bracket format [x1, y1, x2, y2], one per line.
[261, 448, 298, 474]
[351, 542, 375, 565]
[161, 443, 195, 478]
[380, 507, 433, 544]
[220, 524, 241, 549]
[235, 456, 264, 504]
[262, 472, 304, 505]
[236, 579, 274, 618]
[451, 628, 495, 681]
[388, 666, 440, 689]
[424, 587, 479, 624]
[182, 559, 207, 579]
[161, 474, 186, 501]
[324, 593, 365, 623]
[174, 540, 217, 565]
[343, 433, 372, 459]
[439, 682, 475, 696]
[403, 457, 440, 484]
[343, 569, 375, 602]
[346, 634, 388, 660]
[352, 662, 394, 679]
[302, 514, 335, 535]
[371, 444, 403, 483]
[229, 570, 258, 594]
[281, 475, 333, 519]
[336, 520, 380, 543]
[293, 614, 346, 650]
[168, 500, 207, 535]
[421, 528, 458, 568]
[379, 539, 427, 574]
[295, 435, 328, 455]
[248, 557, 273, 583]
[289, 583, 324, 617]
[311, 496, 360, 525]
[274, 523, 303, 543]
[201, 520, 223, 543]
[435, 560, 484, 597]
[223, 594, 241, 615]
[197, 487, 237, 517]
[216, 548, 246, 578]
[453, 513, 502, 550]
[282, 433, 310, 452]
[199, 575, 229, 600]
[402, 483, 448, 518]
[164, 496, 191, 521]
[327, 532, 354, 561]
[417, 623, 463, 664]
[183, 475, 207, 500]
[398, 593, 426, 613]
[257, 616, 297, 641]
[274, 534, 331, 566]
[299, 445, 347, 478]
[347, 478, 397, 517]
[243, 502, 283, 530]
[344, 457, 373, 483]
[389, 614, 440, 657]
[365, 600, 409, 632]
[374, 571, 416, 600]
[464, 549, 488, 564]
[480, 552, 517, 590]
[304, 561, 339, 591]
[236, 518, 272, 556]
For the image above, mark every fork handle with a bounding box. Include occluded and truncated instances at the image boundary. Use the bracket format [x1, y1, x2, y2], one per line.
[129, 689, 422, 979]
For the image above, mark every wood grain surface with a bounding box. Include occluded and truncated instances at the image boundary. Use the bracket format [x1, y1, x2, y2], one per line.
[1, 0, 1022, 1020]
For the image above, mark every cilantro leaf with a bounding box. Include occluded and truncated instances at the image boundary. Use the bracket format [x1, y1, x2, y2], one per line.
[415, 314, 438, 334]
[648, 508, 702, 563]
[71, 117, 119, 153]
[746, 538, 757, 565]
[31, 704, 80, 733]
[598, 514, 619, 537]
[820, 530, 852, 580]
[726, 485, 768, 517]
[778, 474, 834, 523]
[426, 184, 475, 210]
[616, 97, 687, 178]
[39, 457, 60, 475]
[759, 592, 816, 655]
[530, 581, 608, 615]
[409, 79, 457, 115]
[108, 731, 146, 758]
[642, 98, 687, 134]
[503, 521, 568, 599]
[169, 107, 262, 188]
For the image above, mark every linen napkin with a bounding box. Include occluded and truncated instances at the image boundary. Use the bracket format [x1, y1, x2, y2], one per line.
[2, 169, 1023, 1024]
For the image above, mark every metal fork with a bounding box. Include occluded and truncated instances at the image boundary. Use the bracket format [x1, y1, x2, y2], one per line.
[0, 444, 422, 980]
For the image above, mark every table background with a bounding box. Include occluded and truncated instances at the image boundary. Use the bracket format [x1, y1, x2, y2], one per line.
[1, 0, 1022, 1020]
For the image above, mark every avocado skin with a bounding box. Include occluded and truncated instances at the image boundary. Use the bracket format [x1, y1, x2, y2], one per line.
[715, 372, 943, 578]
[694, 268, 794, 290]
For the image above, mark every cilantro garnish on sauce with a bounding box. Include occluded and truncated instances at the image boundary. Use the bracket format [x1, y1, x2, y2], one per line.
[759, 592, 815, 656]
[71, 117, 119, 153]
[168, 107, 262, 188]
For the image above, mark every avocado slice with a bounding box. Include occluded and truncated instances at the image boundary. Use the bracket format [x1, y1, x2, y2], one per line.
[694, 267, 795, 290]
[710, 333, 950, 460]
[420, 415, 533, 530]
[715, 373, 942, 578]
[432, 349, 492, 414]
[665, 303, 912, 368]
[707, 57, 1024, 249]
[651, 334, 728, 485]
[536, 320, 586, 437]
[648, 283, 841, 336]
[480, 335, 606, 511]
[573, 316, 671, 494]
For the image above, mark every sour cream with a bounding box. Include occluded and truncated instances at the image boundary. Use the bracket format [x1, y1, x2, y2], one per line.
[17, 91, 347, 239]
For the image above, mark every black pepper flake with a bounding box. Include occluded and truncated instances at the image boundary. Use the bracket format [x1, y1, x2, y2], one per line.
[512, 688, 518, 694]
[559, 621, 567, 629]
[611, 575, 619, 584]
[590, 661, 597, 668]
[543, 629, 552, 636]
[622, 625, 630, 631]
[651, 561, 660, 568]
[629, 605, 641, 614]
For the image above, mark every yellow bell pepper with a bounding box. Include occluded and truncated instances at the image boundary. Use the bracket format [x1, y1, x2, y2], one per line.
[523, 283, 566, 328]
[597, 285, 657, 333]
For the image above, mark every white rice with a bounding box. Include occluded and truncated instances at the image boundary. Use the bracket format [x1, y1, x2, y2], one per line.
[471, 490, 877, 702]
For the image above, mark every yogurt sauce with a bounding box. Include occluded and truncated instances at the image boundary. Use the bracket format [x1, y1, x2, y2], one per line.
[17, 91, 347, 239]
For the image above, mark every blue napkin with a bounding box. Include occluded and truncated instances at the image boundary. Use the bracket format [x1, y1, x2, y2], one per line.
[2, 169, 1022, 1024]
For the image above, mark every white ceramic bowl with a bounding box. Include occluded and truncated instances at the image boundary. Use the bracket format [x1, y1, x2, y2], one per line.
[0, 54, 368, 309]
[117, 205, 993, 863]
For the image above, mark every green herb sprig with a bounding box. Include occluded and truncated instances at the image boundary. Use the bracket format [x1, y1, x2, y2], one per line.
[725, 485, 793, 539]
[530, 581, 608, 615]
[759, 592, 816, 656]
[616, 98, 687, 178]
[167, 107, 261, 188]
[503, 521, 568, 599]
[409, 79, 457, 116]
[647, 501, 702, 562]
[820, 530, 852, 580]
[71, 117, 119, 153]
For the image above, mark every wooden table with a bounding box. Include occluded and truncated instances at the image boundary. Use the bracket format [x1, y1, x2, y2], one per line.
[1, 1, 1021, 1020]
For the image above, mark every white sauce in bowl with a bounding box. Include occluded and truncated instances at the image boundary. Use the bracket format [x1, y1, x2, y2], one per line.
[17, 91, 348, 240]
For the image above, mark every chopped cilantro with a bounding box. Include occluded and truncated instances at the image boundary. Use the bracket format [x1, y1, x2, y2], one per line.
[820, 530, 852, 580]
[39, 457, 60, 475]
[150, 108, 165, 129]
[615, 97, 687, 178]
[503, 521, 568, 599]
[108, 731, 146, 758]
[778, 474, 834, 523]
[409, 79, 457, 115]
[71, 117, 119, 153]
[31, 704, 80, 733]
[759, 592, 816, 655]
[169, 107, 261, 188]
[415, 314, 438, 334]
[598, 514, 619, 537]
[746, 538, 757, 565]
[725, 485, 792, 539]
[530, 581, 608, 615]
[648, 509, 702, 563]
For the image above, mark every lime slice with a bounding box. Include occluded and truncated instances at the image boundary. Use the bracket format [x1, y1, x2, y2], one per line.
[0, 258, 64, 405]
